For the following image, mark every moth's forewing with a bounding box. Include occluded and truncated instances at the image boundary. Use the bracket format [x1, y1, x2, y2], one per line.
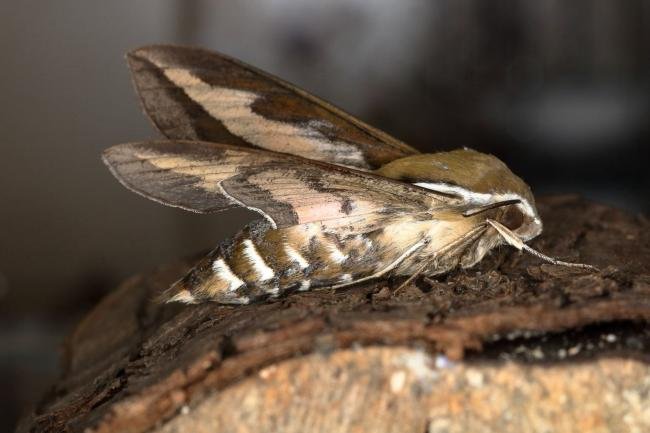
[127, 45, 419, 169]
[102, 140, 447, 229]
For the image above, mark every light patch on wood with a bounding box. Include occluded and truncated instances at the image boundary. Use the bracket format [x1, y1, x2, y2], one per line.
[242, 240, 275, 281]
[298, 280, 311, 291]
[162, 68, 365, 167]
[396, 350, 439, 384]
[212, 259, 245, 292]
[390, 370, 406, 393]
[284, 245, 309, 269]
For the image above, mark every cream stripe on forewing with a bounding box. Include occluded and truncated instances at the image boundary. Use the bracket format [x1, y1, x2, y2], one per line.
[162, 68, 365, 166]
[212, 258, 245, 292]
[242, 239, 275, 281]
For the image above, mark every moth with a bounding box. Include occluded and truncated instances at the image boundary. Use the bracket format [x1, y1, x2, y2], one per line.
[103, 45, 594, 305]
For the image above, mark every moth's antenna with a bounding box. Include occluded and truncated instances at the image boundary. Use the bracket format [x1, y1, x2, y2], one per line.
[486, 219, 598, 271]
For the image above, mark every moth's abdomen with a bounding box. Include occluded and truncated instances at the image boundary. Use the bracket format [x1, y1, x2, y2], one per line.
[162, 220, 380, 305]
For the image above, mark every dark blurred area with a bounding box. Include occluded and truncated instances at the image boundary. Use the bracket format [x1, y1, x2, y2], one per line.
[1, 1, 648, 430]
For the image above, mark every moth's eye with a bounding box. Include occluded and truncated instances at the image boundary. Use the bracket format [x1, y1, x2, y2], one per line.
[501, 205, 524, 230]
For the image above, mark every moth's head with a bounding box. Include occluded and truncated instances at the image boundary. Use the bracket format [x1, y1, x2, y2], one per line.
[376, 149, 542, 241]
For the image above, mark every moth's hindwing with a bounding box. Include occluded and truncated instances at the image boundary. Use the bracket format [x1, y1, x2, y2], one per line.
[127, 45, 419, 169]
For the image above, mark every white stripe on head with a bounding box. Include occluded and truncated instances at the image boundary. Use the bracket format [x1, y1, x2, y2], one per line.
[413, 182, 541, 234]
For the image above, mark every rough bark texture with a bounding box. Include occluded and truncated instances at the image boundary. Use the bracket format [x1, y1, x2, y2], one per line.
[17, 196, 650, 433]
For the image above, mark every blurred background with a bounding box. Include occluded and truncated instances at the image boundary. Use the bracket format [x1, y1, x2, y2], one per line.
[1, 1, 648, 430]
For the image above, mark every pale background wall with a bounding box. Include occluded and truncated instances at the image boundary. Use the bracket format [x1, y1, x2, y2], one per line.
[1, 1, 648, 430]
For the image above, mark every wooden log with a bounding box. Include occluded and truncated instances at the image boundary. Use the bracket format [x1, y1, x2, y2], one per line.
[17, 196, 650, 433]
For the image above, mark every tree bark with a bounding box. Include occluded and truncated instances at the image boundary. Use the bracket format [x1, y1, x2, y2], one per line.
[18, 196, 650, 433]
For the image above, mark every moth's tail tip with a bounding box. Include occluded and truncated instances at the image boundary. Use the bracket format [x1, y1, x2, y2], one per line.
[155, 282, 199, 305]
[167, 289, 199, 304]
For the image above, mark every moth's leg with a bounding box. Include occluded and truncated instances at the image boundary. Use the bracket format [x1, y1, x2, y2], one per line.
[395, 224, 489, 292]
[329, 237, 430, 289]
[486, 219, 598, 270]
[394, 257, 434, 293]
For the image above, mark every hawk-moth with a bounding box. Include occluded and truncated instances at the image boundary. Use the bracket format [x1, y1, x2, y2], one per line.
[103, 45, 593, 305]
